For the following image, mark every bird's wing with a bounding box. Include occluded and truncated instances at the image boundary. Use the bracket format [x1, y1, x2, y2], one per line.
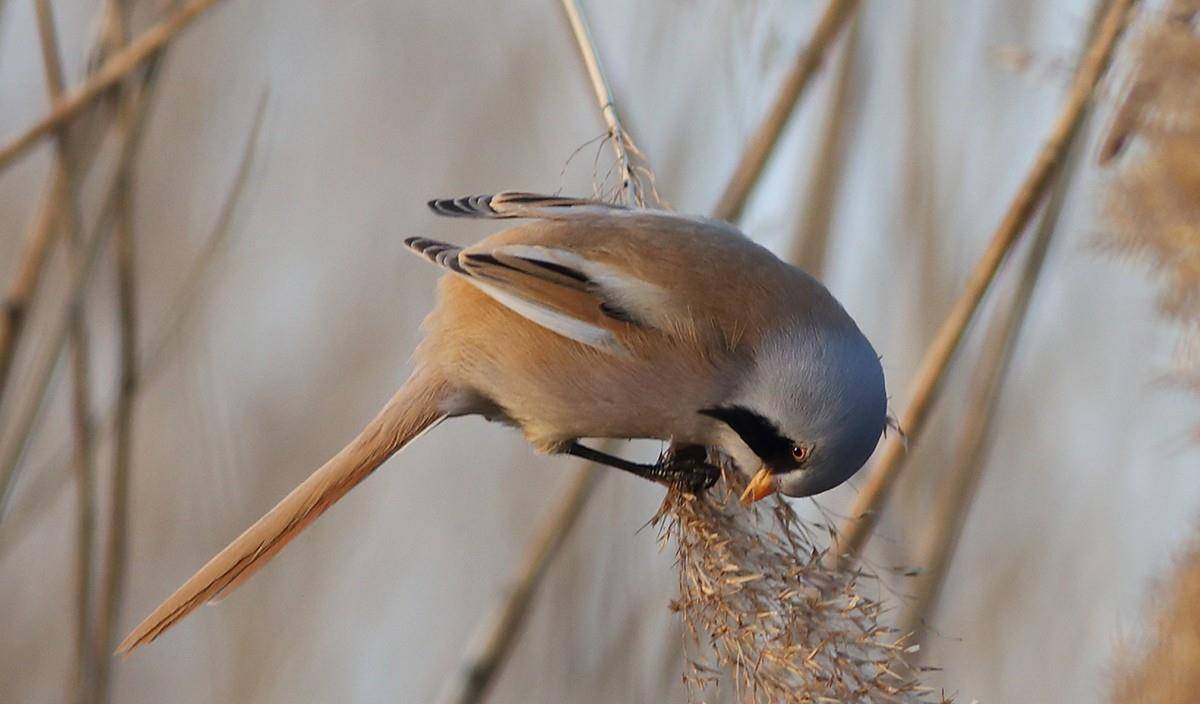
[427, 192, 629, 220]
[406, 236, 648, 355]
[415, 192, 801, 354]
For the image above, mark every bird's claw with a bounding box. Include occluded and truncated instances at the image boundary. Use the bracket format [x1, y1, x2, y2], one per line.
[657, 446, 720, 495]
[674, 462, 720, 494]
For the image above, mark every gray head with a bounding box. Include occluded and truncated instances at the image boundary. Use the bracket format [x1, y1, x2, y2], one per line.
[700, 318, 887, 502]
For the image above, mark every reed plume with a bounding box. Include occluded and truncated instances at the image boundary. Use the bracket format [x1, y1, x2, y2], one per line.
[1101, 0, 1200, 416]
[1110, 533, 1200, 703]
[658, 467, 944, 704]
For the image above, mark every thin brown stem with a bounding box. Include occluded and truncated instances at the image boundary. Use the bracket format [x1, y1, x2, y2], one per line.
[560, 0, 645, 207]
[712, 0, 860, 223]
[833, 0, 1137, 565]
[32, 0, 98, 700]
[785, 14, 859, 275]
[0, 205, 107, 521]
[899, 1, 1110, 646]
[93, 5, 145, 700]
[0, 1, 129, 428]
[93, 178, 135, 704]
[0, 0, 227, 173]
[435, 467, 600, 704]
[899, 123, 1086, 649]
[0, 90, 264, 561]
[0, 184, 58, 418]
[560, 0, 633, 204]
[0, 56, 162, 524]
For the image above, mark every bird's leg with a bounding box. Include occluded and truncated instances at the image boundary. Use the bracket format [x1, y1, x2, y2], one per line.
[563, 442, 719, 494]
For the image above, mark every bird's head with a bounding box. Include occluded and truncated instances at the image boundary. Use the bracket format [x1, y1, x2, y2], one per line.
[700, 320, 887, 504]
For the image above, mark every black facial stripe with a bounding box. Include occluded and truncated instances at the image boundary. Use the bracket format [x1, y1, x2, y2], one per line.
[698, 406, 794, 465]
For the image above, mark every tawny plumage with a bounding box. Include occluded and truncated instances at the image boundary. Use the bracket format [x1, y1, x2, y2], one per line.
[119, 192, 887, 653]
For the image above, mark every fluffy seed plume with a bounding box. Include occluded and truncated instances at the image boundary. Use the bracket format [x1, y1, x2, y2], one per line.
[1110, 531, 1200, 703]
[1101, 0, 1200, 419]
[656, 465, 946, 703]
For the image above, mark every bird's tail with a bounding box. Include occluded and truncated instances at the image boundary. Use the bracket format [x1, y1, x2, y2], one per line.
[116, 367, 452, 655]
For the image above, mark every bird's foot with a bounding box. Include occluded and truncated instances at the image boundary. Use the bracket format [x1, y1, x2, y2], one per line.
[656, 445, 720, 495]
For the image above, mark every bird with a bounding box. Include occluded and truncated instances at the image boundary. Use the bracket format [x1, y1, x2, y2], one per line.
[117, 192, 888, 654]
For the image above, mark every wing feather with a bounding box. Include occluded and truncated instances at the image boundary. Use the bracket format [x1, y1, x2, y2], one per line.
[427, 192, 629, 220]
[406, 236, 638, 353]
[411, 191, 793, 353]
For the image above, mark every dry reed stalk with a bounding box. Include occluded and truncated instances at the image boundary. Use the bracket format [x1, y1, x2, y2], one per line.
[897, 127, 1086, 648]
[712, 0, 859, 223]
[0, 0, 226, 173]
[32, 1, 99, 700]
[94, 130, 137, 704]
[785, 13, 859, 274]
[0, 179, 62, 417]
[92, 8, 162, 700]
[0, 91, 263, 560]
[1109, 532, 1200, 703]
[833, 0, 1137, 565]
[560, 0, 648, 208]
[1100, 0, 1200, 423]
[0, 55, 163, 523]
[0, 23, 120, 420]
[659, 469, 942, 703]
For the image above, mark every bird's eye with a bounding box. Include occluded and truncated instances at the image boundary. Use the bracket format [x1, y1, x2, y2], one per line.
[791, 444, 811, 463]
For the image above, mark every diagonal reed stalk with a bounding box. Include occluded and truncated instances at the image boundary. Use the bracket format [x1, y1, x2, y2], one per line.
[898, 0, 1111, 652]
[712, 0, 859, 223]
[0, 47, 163, 524]
[0, 0, 227, 173]
[833, 0, 1137, 566]
[0, 0, 179, 425]
[92, 3, 143, 701]
[898, 120, 1089, 650]
[0, 89, 264, 559]
[437, 1, 863, 701]
[785, 13, 859, 274]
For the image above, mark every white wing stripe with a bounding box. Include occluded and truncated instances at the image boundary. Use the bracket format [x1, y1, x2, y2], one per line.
[465, 278, 626, 355]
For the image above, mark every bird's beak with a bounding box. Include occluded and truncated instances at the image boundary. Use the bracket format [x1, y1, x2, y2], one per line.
[739, 468, 777, 505]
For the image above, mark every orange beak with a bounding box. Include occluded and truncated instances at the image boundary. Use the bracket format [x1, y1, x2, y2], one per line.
[739, 468, 777, 505]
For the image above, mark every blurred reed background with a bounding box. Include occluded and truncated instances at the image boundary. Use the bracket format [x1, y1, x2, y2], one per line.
[0, 0, 1197, 702]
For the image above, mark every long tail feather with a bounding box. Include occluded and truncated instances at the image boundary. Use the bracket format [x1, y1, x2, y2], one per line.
[116, 368, 451, 654]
